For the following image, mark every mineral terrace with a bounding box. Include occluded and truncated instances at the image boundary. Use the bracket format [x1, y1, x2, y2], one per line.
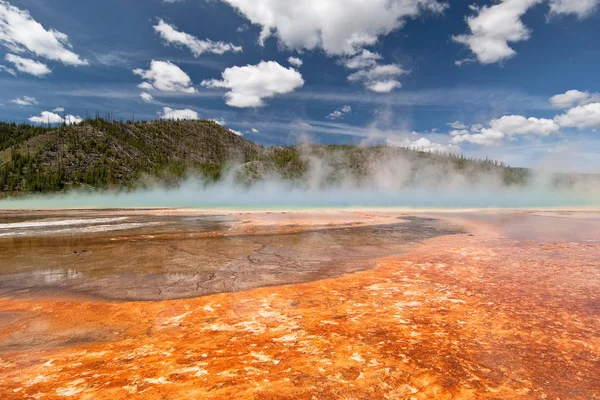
[0, 209, 598, 399]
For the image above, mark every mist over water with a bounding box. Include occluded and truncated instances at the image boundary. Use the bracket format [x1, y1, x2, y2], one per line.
[1, 186, 597, 210]
[1, 148, 599, 210]
[2, 177, 598, 210]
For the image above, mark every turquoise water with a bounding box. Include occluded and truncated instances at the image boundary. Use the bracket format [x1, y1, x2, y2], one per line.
[1, 181, 598, 210]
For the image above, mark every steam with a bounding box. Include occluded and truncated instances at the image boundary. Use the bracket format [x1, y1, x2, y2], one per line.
[1, 145, 598, 210]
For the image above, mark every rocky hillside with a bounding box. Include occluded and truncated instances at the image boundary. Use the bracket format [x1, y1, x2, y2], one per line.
[0, 119, 535, 195]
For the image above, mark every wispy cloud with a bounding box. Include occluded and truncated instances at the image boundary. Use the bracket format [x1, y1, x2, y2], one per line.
[289, 86, 552, 111]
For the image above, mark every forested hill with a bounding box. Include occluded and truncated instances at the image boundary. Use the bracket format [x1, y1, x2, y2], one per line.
[0, 119, 533, 195]
[0, 119, 259, 193]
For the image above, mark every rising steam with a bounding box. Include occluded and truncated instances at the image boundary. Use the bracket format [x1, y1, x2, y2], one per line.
[1, 144, 599, 210]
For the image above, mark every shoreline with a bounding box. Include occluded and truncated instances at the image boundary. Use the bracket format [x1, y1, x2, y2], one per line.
[2, 205, 600, 213]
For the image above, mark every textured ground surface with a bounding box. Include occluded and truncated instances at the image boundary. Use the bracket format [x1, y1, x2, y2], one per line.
[0, 211, 459, 301]
[0, 209, 599, 399]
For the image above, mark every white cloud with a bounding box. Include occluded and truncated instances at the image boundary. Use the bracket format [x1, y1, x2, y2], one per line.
[451, 115, 560, 146]
[449, 128, 470, 137]
[453, 0, 542, 65]
[451, 129, 506, 147]
[448, 122, 481, 139]
[347, 63, 408, 92]
[201, 61, 304, 108]
[210, 118, 226, 126]
[219, 1, 438, 93]
[555, 103, 600, 130]
[0, 1, 87, 66]
[251, 128, 259, 133]
[0, 63, 14, 75]
[342, 49, 382, 69]
[327, 105, 352, 120]
[341, 50, 407, 93]
[138, 82, 153, 90]
[133, 60, 196, 93]
[153, 19, 242, 57]
[5, 54, 51, 76]
[288, 57, 303, 68]
[11, 95, 37, 106]
[159, 107, 199, 120]
[64, 115, 83, 125]
[209, 118, 250, 136]
[220, 0, 447, 56]
[550, 89, 600, 109]
[388, 137, 460, 153]
[448, 121, 468, 130]
[366, 79, 403, 93]
[29, 112, 62, 124]
[140, 92, 154, 102]
[489, 115, 559, 136]
[548, 0, 600, 18]
[53, 107, 64, 112]
[29, 111, 82, 125]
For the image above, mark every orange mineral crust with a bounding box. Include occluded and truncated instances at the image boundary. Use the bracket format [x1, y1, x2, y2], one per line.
[0, 210, 599, 399]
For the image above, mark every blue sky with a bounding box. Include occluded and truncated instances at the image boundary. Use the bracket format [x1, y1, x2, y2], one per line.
[0, 0, 599, 171]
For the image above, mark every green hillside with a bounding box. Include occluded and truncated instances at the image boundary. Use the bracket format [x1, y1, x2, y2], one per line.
[0, 119, 532, 196]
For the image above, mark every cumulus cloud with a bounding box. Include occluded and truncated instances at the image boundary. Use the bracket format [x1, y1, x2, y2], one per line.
[153, 19, 242, 57]
[388, 137, 460, 153]
[341, 50, 407, 93]
[341, 49, 410, 93]
[327, 105, 352, 120]
[201, 61, 304, 108]
[5, 54, 51, 76]
[347, 63, 408, 92]
[53, 107, 64, 112]
[0, 1, 87, 66]
[451, 115, 560, 146]
[453, 0, 542, 65]
[10, 95, 37, 106]
[140, 92, 154, 103]
[220, 0, 447, 56]
[219, 1, 438, 92]
[158, 107, 199, 120]
[448, 121, 468, 130]
[449, 122, 485, 142]
[65, 115, 83, 125]
[133, 60, 196, 93]
[550, 89, 600, 109]
[342, 50, 382, 69]
[555, 103, 600, 130]
[548, 0, 600, 18]
[288, 57, 303, 68]
[366, 79, 404, 93]
[29, 111, 82, 125]
[489, 115, 559, 136]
